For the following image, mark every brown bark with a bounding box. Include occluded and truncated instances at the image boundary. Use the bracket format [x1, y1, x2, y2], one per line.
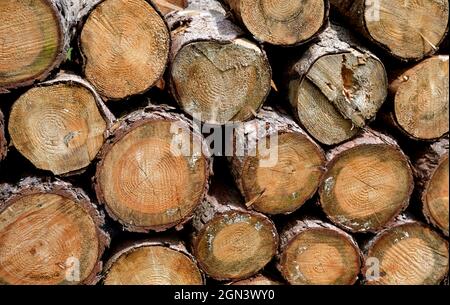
[0, 109, 6, 161]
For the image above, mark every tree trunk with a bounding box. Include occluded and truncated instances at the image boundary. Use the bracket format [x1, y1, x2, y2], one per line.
[102, 239, 204, 285]
[0, 177, 109, 285]
[229, 274, 282, 285]
[318, 129, 414, 233]
[166, 8, 272, 125]
[0, 0, 100, 92]
[223, 0, 330, 46]
[0, 109, 6, 161]
[330, 0, 449, 61]
[386, 55, 449, 141]
[414, 138, 449, 236]
[229, 107, 326, 215]
[79, 0, 170, 100]
[191, 179, 278, 281]
[286, 24, 388, 145]
[277, 218, 361, 285]
[153, 0, 188, 14]
[94, 104, 211, 233]
[362, 215, 449, 285]
[8, 72, 115, 176]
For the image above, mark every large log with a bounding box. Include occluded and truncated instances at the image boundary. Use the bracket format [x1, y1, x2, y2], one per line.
[0, 177, 109, 285]
[318, 129, 414, 233]
[223, 0, 329, 46]
[191, 179, 278, 281]
[229, 107, 326, 215]
[362, 216, 449, 285]
[79, 0, 170, 100]
[387, 55, 449, 140]
[94, 105, 211, 232]
[166, 8, 272, 125]
[0, 109, 6, 161]
[414, 137, 449, 236]
[330, 0, 449, 61]
[277, 218, 361, 285]
[286, 24, 388, 145]
[102, 240, 204, 285]
[0, 0, 100, 92]
[8, 72, 115, 175]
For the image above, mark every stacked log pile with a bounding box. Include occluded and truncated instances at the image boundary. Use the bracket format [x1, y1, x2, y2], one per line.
[0, 0, 448, 285]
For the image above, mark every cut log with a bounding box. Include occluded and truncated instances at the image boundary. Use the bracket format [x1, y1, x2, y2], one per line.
[388, 55, 449, 140]
[166, 9, 271, 125]
[229, 107, 325, 215]
[153, 0, 188, 14]
[79, 0, 170, 100]
[223, 0, 329, 46]
[94, 105, 210, 232]
[330, 0, 449, 61]
[229, 274, 282, 285]
[414, 138, 449, 236]
[362, 216, 449, 285]
[0, 177, 109, 285]
[319, 129, 414, 233]
[8, 72, 114, 176]
[0, 109, 6, 161]
[287, 24, 388, 145]
[277, 219, 361, 285]
[191, 180, 278, 280]
[0, 0, 100, 91]
[103, 240, 204, 285]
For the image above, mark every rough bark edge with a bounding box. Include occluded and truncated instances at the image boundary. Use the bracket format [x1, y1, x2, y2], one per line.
[319, 128, 414, 233]
[93, 104, 212, 233]
[0, 176, 110, 285]
[0, 109, 7, 161]
[276, 218, 362, 285]
[77, 0, 171, 101]
[414, 137, 449, 236]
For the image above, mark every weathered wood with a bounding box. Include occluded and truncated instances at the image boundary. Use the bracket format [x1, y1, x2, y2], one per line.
[277, 218, 361, 285]
[166, 8, 271, 124]
[319, 129, 414, 233]
[229, 107, 325, 215]
[0, 177, 109, 285]
[94, 105, 211, 232]
[8, 72, 115, 175]
[223, 0, 330, 46]
[330, 0, 449, 61]
[286, 24, 387, 145]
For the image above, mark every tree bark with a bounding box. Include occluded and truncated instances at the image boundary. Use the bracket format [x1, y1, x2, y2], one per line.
[102, 239, 204, 285]
[414, 137, 449, 236]
[94, 104, 211, 233]
[229, 107, 325, 215]
[286, 24, 388, 145]
[166, 8, 271, 124]
[191, 179, 278, 281]
[0, 177, 109, 285]
[0, 109, 6, 161]
[318, 129, 414, 233]
[277, 218, 361, 285]
[8, 72, 115, 176]
[361, 215, 449, 285]
[223, 0, 330, 46]
[330, 0, 449, 61]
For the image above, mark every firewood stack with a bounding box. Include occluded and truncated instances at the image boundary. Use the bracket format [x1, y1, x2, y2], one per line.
[0, 0, 448, 285]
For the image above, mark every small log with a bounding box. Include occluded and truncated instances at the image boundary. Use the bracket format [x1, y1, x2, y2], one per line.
[8, 72, 115, 175]
[153, 0, 188, 14]
[223, 0, 329, 46]
[330, 0, 449, 61]
[192, 180, 278, 281]
[229, 107, 325, 215]
[277, 218, 361, 285]
[0, 177, 109, 285]
[166, 8, 272, 124]
[103, 240, 204, 285]
[229, 274, 282, 285]
[362, 216, 449, 285]
[414, 137, 449, 236]
[94, 105, 211, 232]
[319, 129, 414, 233]
[286, 24, 388, 145]
[79, 0, 170, 100]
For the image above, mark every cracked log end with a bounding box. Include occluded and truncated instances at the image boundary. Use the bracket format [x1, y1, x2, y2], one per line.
[0, 0, 62, 89]
[80, 0, 170, 100]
